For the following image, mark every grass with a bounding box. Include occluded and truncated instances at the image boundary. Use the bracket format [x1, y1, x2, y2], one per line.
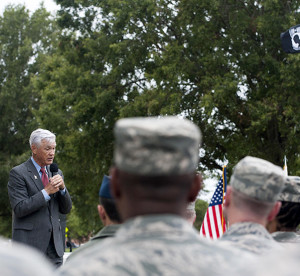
[64, 247, 79, 253]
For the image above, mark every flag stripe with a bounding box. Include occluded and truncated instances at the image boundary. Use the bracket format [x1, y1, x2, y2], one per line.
[209, 207, 217, 239]
[206, 209, 213, 238]
[216, 205, 223, 237]
[200, 215, 207, 237]
[211, 206, 219, 238]
[204, 214, 210, 237]
[219, 204, 226, 233]
[201, 222, 205, 236]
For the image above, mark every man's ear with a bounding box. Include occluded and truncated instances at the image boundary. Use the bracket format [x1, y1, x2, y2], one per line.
[266, 218, 278, 233]
[97, 205, 106, 221]
[267, 201, 282, 222]
[31, 144, 37, 155]
[111, 167, 121, 199]
[224, 186, 232, 208]
[187, 174, 202, 203]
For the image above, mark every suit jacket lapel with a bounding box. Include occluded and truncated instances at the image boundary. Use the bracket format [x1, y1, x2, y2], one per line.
[26, 159, 44, 191]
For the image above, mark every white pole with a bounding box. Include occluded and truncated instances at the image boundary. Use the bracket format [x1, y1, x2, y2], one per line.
[283, 155, 288, 176]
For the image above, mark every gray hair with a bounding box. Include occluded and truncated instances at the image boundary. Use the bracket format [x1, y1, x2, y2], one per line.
[29, 128, 56, 148]
[231, 188, 274, 218]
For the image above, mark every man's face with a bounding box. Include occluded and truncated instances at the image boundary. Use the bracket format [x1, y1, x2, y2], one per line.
[32, 139, 56, 167]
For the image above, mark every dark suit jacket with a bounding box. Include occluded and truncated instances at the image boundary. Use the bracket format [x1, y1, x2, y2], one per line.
[7, 158, 72, 257]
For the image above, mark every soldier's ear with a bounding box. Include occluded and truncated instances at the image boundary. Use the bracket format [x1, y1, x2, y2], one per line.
[187, 174, 202, 203]
[224, 186, 232, 208]
[267, 201, 282, 222]
[97, 205, 106, 220]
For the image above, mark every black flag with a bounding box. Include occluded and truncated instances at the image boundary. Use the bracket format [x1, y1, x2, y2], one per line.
[280, 24, 300, 54]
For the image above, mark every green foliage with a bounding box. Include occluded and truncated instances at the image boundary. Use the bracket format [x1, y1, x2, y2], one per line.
[34, 0, 300, 237]
[194, 199, 209, 232]
[52, 0, 300, 174]
[0, 5, 58, 237]
[2, 0, 300, 238]
[66, 205, 102, 241]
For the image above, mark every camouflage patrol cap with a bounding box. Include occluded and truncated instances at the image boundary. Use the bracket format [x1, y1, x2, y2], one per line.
[113, 116, 201, 176]
[230, 156, 286, 202]
[278, 176, 300, 203]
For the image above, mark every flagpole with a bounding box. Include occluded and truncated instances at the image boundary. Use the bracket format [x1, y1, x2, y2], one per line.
[283, 156, 288, 176]
[221, 166, 226, 234]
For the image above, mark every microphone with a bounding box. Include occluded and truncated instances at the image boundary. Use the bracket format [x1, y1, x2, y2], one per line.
[50, 163, 59, 176]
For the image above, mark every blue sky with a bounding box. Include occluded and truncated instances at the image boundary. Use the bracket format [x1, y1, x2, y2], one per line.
[0, 0, 58, 15]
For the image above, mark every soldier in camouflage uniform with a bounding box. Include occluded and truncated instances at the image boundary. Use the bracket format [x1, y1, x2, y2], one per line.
[67, 175, 122, 261]
[58, 116, 251, 276]
[219, 156, 286, 255]
[267, 176, 300, 245]
[235, 175, 300, 275]
[0, 237, 54, 276]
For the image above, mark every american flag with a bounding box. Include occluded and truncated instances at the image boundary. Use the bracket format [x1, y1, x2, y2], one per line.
[200, 167, 227, 240]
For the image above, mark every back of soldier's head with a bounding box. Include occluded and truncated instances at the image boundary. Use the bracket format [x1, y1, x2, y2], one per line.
[276, 176, 300, 231]
[99, 175, 121, 223]
[230, 156, 286, 217]
[113, 116, 201, 176]
[113, 116, 202, 202]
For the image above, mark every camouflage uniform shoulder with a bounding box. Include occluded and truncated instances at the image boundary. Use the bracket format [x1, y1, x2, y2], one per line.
[0, 238, 54, 276]
[220, 222, 282, 255]
[67, 224, 120, 261]
[272, 231, 300, 243]
[234, 246, 299, 276]
[59, 215, 254, 276]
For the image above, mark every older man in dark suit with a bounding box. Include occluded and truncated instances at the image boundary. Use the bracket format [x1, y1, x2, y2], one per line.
[7, 128, 72, 267]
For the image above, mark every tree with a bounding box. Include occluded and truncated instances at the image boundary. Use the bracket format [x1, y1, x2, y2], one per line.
[33, 0, 300, 236]
[53, 0, 300, 170]
[0, 5, 57, 237]
[194, 199, 209, 232]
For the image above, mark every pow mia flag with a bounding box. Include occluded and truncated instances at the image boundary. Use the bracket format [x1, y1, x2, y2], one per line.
[280, 24, 300, 54]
